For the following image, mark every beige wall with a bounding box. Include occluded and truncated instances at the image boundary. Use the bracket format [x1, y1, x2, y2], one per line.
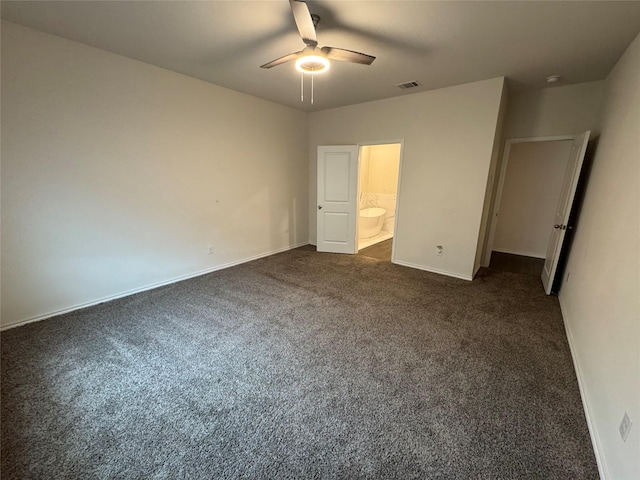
[481, 81, 605, 267]
[309, 77, 505, 280]
[475, 82, 508, 271]
[493, 140, 572, 258]
[1, 21, 309, 328]
[504, 81, 604, 140]
[558, 33, 640, 480]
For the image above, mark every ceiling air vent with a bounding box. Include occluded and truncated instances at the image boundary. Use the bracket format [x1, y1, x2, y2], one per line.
[395, 80, 422, 90]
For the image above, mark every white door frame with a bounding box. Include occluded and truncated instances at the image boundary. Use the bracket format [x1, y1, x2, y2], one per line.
[356, 139, 405, 263]
[483, 135, 575, 267]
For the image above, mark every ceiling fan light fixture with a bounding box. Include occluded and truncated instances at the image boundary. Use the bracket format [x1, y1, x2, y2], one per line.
[295, 55, 330, 74]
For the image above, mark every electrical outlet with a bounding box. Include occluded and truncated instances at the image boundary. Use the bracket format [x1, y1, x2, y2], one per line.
[207, 246, 214, 255]
[436, 245, 444, 256]
[620, 412, 632, 442]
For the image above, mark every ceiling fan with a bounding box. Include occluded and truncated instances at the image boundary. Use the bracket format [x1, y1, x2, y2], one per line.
[260, 0, 376, 74]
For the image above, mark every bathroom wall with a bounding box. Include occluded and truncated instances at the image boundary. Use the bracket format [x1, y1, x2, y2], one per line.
[359, 144, 401, 234]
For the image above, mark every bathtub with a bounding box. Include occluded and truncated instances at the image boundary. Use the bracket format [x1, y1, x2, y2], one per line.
[359, 207, 386, 239]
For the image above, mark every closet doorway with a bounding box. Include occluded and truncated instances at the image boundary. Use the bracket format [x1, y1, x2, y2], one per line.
[485, 132, 589, 293]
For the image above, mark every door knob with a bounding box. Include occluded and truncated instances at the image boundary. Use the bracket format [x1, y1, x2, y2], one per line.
[318, 205, 323, 210]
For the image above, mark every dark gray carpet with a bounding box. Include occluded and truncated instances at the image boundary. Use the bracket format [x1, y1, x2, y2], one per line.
[1, 245, 598, 479]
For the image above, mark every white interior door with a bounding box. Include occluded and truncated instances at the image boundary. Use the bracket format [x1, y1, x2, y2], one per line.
[317, 145, 358, 254]
[541, 131, 590, 294]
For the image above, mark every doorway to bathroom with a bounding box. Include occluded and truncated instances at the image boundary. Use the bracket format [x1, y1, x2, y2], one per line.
[357, 143, 402, 258]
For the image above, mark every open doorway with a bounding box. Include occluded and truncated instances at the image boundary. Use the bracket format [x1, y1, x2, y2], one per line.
[356, 143, 401, 261]
[315, 142, 403, 260]
[485, 132, 589, 294]
[489, 139, 573, 275]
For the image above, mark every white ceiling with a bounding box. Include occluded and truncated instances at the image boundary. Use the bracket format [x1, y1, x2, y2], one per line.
[2, 1, 640, 112]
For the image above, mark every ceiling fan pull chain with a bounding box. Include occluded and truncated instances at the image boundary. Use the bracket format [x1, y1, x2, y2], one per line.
[311, 73, 314, 105]
[301, 73, 304, 102]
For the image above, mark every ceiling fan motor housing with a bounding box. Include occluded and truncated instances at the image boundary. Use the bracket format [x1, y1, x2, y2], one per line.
[260, 0, 375, 70]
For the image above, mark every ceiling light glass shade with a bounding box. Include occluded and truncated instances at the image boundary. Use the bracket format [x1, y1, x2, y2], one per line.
[295, 55, 330, 74]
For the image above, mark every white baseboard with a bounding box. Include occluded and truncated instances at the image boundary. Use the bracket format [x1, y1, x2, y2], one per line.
[392, 260, 473, 281]
[492, 248, 545, 259]
[558, 295, 609, 480]
[0, 242, 308, 331]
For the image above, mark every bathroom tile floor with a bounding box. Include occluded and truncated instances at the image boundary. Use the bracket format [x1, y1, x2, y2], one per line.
[358, 231, 393, 251]
[357, 239, 393, 262]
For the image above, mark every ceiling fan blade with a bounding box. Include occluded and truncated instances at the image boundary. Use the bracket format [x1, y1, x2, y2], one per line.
[320, 47, 376, 65]
[290, 0, 317, 47]
[260, 51, 302, 69]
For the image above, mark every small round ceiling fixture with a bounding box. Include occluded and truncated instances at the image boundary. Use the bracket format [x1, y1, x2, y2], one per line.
[546, 75, 561, 84]
[295, 55, 330, 74]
